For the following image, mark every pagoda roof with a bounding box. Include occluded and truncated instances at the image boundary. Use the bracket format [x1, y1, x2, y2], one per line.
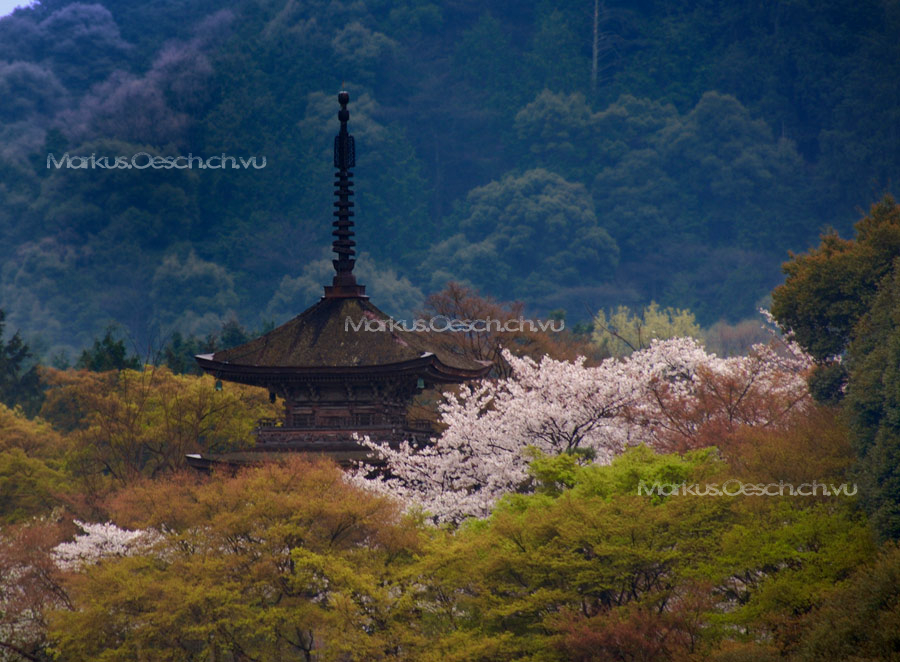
[195, 296, 491, 384]
[196, 90, 491, 388]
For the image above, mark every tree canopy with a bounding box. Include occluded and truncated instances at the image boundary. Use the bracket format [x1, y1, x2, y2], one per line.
[771, 195, 900, 540]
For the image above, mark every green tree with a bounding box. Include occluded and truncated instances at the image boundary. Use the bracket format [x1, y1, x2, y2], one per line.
[593, 92, 810, 260]
[425, 168, 619, 301]
[771, 196, 900, 363]
[592, 301, 703, 357]
[41, 365, 276, 488]
[770, 197, 900, 539]
[0, 61, 66, 123]
[161, 330, 209, 375]
[843, 262, 900, 539]
[0, 308, 43, 416]
[795, 542, 900, 662]
[514, 90, 596, 181]
[75, 326, 141, 372]
[413, 444, 871, 661]
[527, 9, 587, 94]
[0, 403, 69, 522]
[149, 250, 239, 338]
[451, 13, 525, 110]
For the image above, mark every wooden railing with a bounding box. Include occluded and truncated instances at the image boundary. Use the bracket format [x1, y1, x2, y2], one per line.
[255, 416, 434, 432]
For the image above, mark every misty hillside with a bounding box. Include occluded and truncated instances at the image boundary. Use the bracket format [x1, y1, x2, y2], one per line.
[1, 0, 898, 357]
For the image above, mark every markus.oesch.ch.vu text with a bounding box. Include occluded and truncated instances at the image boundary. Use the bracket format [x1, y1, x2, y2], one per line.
[47, 152, 266, 170]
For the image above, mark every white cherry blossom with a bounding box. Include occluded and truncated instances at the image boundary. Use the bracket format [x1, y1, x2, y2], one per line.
[52, 521, 162, 570]
[354, 336, 813, 523]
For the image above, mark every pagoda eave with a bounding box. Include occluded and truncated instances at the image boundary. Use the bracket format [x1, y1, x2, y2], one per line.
[195, 353, 491, 387]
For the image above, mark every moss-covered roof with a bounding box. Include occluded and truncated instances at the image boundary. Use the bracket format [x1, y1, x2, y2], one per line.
[196, 297, 490, 380]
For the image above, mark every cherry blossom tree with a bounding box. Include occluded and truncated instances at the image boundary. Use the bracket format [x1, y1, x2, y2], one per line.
[355, 334, 812, 523]
[52, 520, 161, 571]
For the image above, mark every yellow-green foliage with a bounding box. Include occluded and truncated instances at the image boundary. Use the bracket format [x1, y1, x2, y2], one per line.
[0, 403, 68, 522]
[50, 457, 424, 662]
[4, 372, 887, 661]
[593, 302, 704, 357]
[43, 425, 879, 662]
[44, 366, 277, 485]
[412, 443, 873, 661]
[0, 367, 278, 523]
[0, 402, 66, 458]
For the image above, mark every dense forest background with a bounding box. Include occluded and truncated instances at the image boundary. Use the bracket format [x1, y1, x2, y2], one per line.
[0, 0, 898, 358]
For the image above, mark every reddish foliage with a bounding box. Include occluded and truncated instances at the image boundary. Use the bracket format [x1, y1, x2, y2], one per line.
[641, 346, 812, 454]
[552, 584, 714, 662]
[0, 520, 74, 661]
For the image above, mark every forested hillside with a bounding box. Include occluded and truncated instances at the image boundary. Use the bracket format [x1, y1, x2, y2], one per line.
[1, 0, 898, 356]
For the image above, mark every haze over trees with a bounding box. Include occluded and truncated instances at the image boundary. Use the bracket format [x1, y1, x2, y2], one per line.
[0, 0, 898, 357]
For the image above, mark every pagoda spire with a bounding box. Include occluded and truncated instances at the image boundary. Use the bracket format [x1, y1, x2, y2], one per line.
[324, 89, 367, 298]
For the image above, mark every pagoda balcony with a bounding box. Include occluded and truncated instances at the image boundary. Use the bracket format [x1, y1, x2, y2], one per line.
[253, 416, 435, 447]
[255, 417, 434, 430]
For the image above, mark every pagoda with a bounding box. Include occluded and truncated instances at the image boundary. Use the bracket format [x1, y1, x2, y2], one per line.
[189, 91, 491, 468]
